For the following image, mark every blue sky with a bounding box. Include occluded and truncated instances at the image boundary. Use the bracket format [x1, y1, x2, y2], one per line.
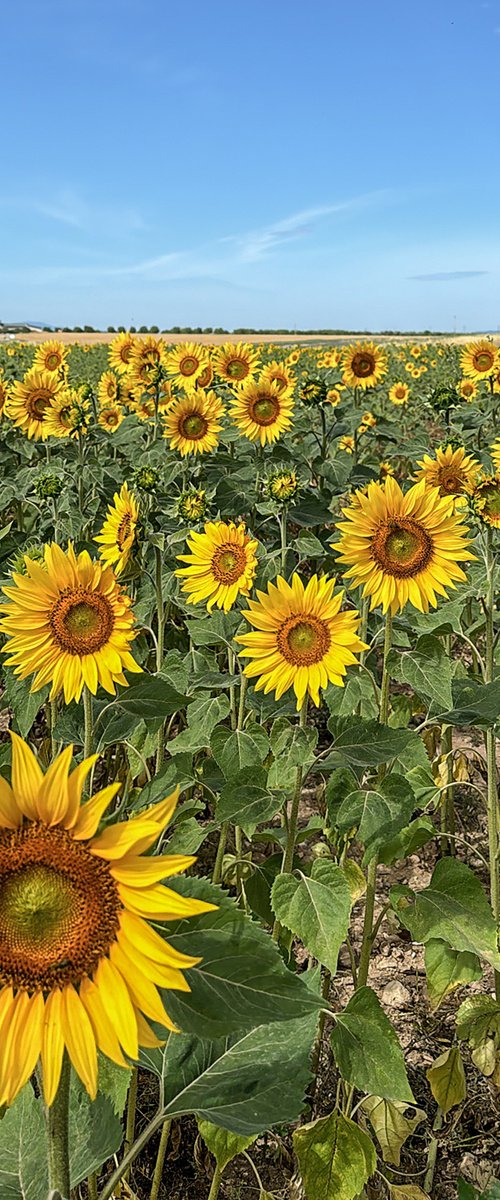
[1, 0, 499, 331]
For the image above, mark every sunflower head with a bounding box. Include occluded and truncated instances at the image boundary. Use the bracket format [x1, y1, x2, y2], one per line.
[95, 483, 140, 578]
[300, 378, 327, 406]
[265, 468, 299, 504]
[379, 461, 395, 480]
[460, 339, 499, 381]
[33, 340, 69, 375]
[338, 436, 355, 454]
[163, 390, 224, 456]
[108, 331, 136, 373]
[326, 388, 343, 407]
[176, 521, 258, 612]
[414, 444, 480, 499]
[229, 379, 294, 446]
[333, 476, 475, 614]
[213, 342, 261, 387]
[0, 542, 142, 702]
[5, 369, 64, 440]
[98, 404, 124, 433]
[165, 342, 209, 388]
[132, 466, 161, 494]
[0, 732, 214, 1107]
[178, 488, 207, 523]
[341, 342, 387, 390]
[389, 382, 410, 406]
[472, 475, 500, 528]
[237, 573, 366, 710]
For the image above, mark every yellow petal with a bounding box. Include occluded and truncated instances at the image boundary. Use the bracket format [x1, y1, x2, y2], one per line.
[72, 783, 121, 841]
[79, 977, 130, 1069]
[110, 854, 196, 888]
[93, 957, 139, 1061]
[117, 881, 216, 921]
[118, 910, 200, 970]
[64, 754, 99, 827]
[37, 744, 73, 825]
[0, 775, 21, 829]
[41, 989, 65, 1106]
[10, 731, 43, 820]
[90, 819, 161, 860]
[110, 943, 178, 1030]
[60, 984, 98, 1099]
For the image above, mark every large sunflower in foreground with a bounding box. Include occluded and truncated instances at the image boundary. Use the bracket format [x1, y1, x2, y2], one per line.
[460, 339, 499, 381]
[229, 379, 294, 446]
[415, 444, 480, 500]
[213, 342, 261, 386]
[237, 574, 366, 710]
[341, 342, 387, 390]
[0, 543, 142, 702]
[0, 732, 214, 1106]
[33, 340, 69, 375]
[5, 369, 64, 440]
[332, 477, 474, 614]
[95, 483, 139, 577]
[177, 521, 258, 611]
[163, 390, 224, 456]
[108, 331, 136, 374]
[165, 342, 209, 388]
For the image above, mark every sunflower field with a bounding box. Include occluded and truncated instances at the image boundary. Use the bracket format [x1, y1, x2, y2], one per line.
[0, 331, 499, 1200]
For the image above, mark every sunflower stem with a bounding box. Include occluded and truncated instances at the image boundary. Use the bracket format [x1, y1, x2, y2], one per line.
[279, 506, 288, 576]
[155, 546, 165, 772]
[83, 685, 93, 760]
[149, 1117, 171, 1200]
[46, 1052, 71, 1198]
[50, 696, 59, 760]
[207, 1164, 223, 1200]
[87, 1172, 98, 1200]
[212, 821, 228, 885]
[272, 696, 308, 941]
[484, 528, 500, 999]
[123, 1067, 138, 1183]
[357, 608, 392, 988]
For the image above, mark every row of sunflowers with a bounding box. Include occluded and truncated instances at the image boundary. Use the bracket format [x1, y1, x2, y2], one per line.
[0, 332, 498, 1200]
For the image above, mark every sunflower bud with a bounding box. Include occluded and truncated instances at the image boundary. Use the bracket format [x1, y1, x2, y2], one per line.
[178, 488, 207, 522]
[300, 378, 327, 406]
[132, 466, 161, 494]
[33, 473, 64, 500]
[265, 468, 299, 504]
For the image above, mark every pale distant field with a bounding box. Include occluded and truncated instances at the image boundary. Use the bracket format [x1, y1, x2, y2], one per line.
[14, 330, 500, 346]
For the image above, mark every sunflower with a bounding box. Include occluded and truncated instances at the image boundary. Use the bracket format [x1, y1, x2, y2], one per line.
[95, 483, 139, 577]
[341, 342, 387, 390]
[259, 360, 295, 396]
[229, 379, 294, 446]
[460, 339, 499, 380]
[132, 395, 156, 422]
[415, 445, 480, 499]
[389, 382, 410, 405]
[0, 543, 142, 703]
[237, 574, 365, 710]
[325, 387, 343, 406]
[177, 488, 207, 523]
[339, 436, 355, 453]
[196, 359, 214, 390]
[44, 391, 91, 439]
[459, 379, 478, 402]
[165, 342, 209, 388]
[5, 369, 64, 440]
[128, 337, 167, 389]
[33, 340, 69, 375]
[492, 439, 500, 472]
[163, 390, 224, 456]
[98, 404, 124, 433]
[332, 476, 474, 614]
[97, 370, 120, 407]
[0, 732, 214, 1106]
[176, 521, 258, 612]
[379, 461, 395, 479]
[213, 342, 261, 386]
[0, 372, 11, 416]
[108, 331, 136, 374]
[472, 475, 500, 528]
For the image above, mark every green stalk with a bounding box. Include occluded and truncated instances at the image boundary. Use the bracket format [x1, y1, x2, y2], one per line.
[155, 546, 165, 773]
[279, 506, 288, 576]
[212, 676, 248, 887]
[272, 696, 308, 940]
[83, 685, 93, 760]
[149, 1118, 171, 1200]
[484, 529, 500, 999]
[357, 609, 393, 988]
[46, 1053, 71, 1198]
[49, 696, 59, 760]
[123, 1067, 138, 1183]
[207, 1164, 223, 1200]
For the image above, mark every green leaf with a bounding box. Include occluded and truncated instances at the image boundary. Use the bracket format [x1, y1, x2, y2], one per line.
[210, 724, 269, 778]
[197, 1120, 257, 1171]
[162, 877, 324, 1037]
[217, 769, 283, 836]
[387, 635, 453, 709]
[324, 674, 379, 720]
[425, 939, 482, 1011]
[186, 611, 242, 648]
[378, 816, 435, 866]
[2, 668, 48, 738]
[143, 1010, 318, 1135]
[361, 1096, 426, 1166]
[111, 675, 190, 719]
[268, 718, 318, 789]
[456, 994, 500, 1048]
[426, 1046, 466, 1116]
[128, 756, 196, 811]
[271, 860, 352, 976]
[439, 679, 500, 728]
[331, 987, 414, 1102]
[293, 1111, 376, 1200]
[166, 816, 216, 854]
[336, 775, 416, 864]
[391, 858, 500, 970]
[325, 717, 414, 768]
[170, 694, 230, 753]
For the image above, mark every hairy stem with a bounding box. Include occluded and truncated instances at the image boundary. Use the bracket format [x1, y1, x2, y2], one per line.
[149, 1118, 172, 1200]
[357, 609, 392, 988]
[46, 1054, 71, 1198]
[272, 696, 308, 940]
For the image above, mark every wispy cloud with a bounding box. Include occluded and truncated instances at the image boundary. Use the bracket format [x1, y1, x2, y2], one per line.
[222, 192, 394, 263]
[0, 188, 147, 235]
[409, 270, 489, 282]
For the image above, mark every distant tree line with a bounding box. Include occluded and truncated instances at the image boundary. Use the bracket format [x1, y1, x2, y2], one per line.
[49, 325, 453, 337]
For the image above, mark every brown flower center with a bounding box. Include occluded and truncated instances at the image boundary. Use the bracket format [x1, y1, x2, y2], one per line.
[477, 483, 500, 520]
[473, 349, 495, 372]
[50, 588, 115, 654]
[277, 614, 331, 665]
[180, 412, 208, 439]
[438, 466, 464, 495]
[45, 353, 61, 371]
[179, 356, 199, 376]
[226, 358, 249, 380]
[117, 513, 133, 550]
[28, 390, 52, 419]
[249, 395, 280, 425]
[0, 824, 121, 992]
[371, 517, 432, 578]
[350, 352, 376, 379]
[211, 543, 247, 584]
[197, 364, 212, 388]
[395, 385, 406, 398]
